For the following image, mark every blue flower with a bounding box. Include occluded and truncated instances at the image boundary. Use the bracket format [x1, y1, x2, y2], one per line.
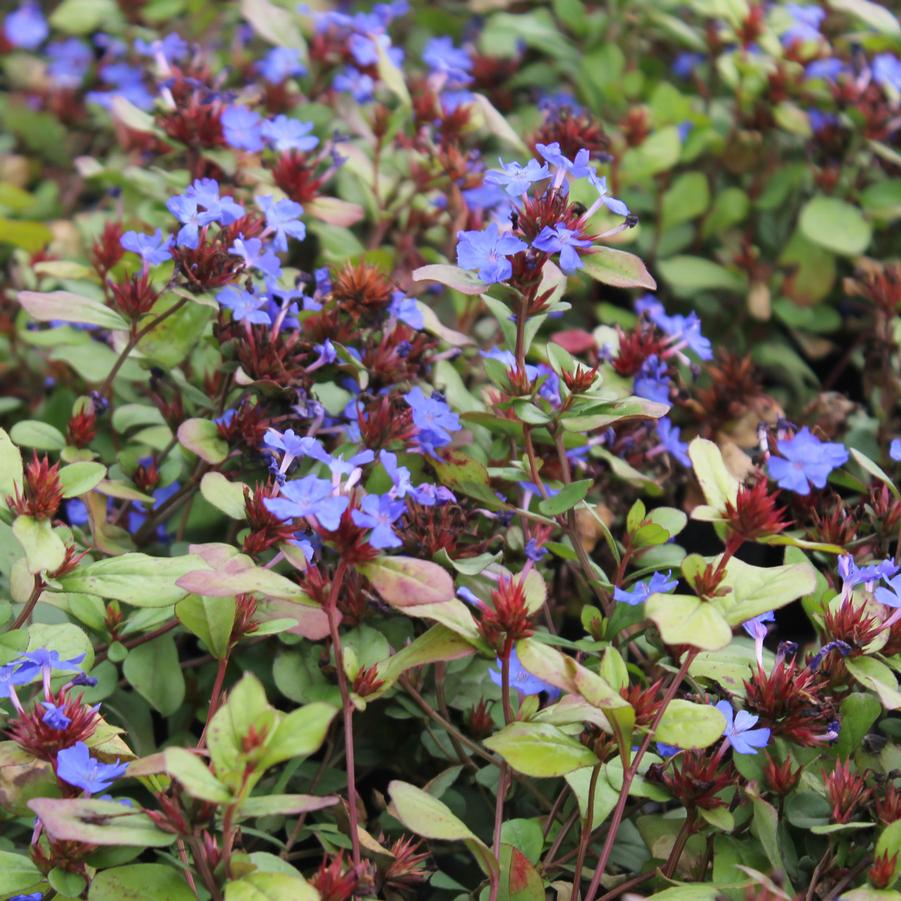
[257, 196, 306, 252]
[229, 236, 282, 279]
[633, 355, 671, 404]
[742, 611, 774, 641]
[613, 571, 678, 606]
[121, 229, 172, 267]
[264, 428, 323, 466]
[656, 742, 681, 758]
[805, 58, 846, 81]
[56, 742, 129, 795]
[0, 663, 31, 700]
[186, 179, 244, 224]
[41, 702, 72, 731]
[216, 287, 272, 325]
[263, 474, 349, 531]
[715, 701, 770, 755]
[404, 387, 460, 446]
[388, 291, 424, 329]
[222, 106, 264, 152]
[257, 47, 306, 83]
[14, 649, 85, 683]
[422, 36, 472, 85]
[651, 309, 712, 361]
[672, 53, 704, 78]
[9, 893, 43, 901]
[4, 3, 47, 49]
[484, 158, 550, 197]
[873, 53, 901, 93]
[87, 62, 153, 110]
[767, 428, 848, 495]
[891, 438, 901, 462]
[780, 4, 825, 45]
[838, 555, 898, 590]
[167, 194, 209, 249]
[333, 67, 375, 102]
[875, 573, 901, 609]
[489, 649, 560, 698]
[134, 33, 188, 63]
[656, 418, 690, 467]
[456, 222, 528, 284]
[260, 116, 319, 154]
[535, 143, 592, 180]
[585, 170, 631, 217]
[380, 449, 415, 497]
[47, 39, 92, 87]
[352, 494, 406, 548]
[532, 225, 592, 274]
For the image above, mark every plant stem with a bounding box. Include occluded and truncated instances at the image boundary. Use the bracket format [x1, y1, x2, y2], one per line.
[661, 812, 695, 878]
[323, 561, 362, 870]
[198, 652, 230, 747]
[11, 575, 45, 631]
[489, 640, 514, 901]
[571, 763, 602, 900]
[98, 297, 189, 398]
[584, 650, 697, 901]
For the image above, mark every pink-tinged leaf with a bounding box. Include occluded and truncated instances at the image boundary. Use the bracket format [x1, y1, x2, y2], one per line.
[29, 798, 176, 846]
[306, 196, 365, 227]
[552, 329, 597, 354]
[18, 290, 131, 331]
[267, 597, 333, 640]
[581, 247, 657, 290]
[177, 418, 228, 464]
[412, 264, 490, 295]
[359, 556, 455, 607]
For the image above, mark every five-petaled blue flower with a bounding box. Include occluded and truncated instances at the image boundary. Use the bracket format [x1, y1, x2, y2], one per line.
[352, 493, 406, 548]
[5, 3, 47, 49]
[261, 116, 319, 154]
[780, 4, 825, 45]
[222, 105, 264, 152]
[121, 229, 172, 267]
[714, 700, 771, 755]
[767, 427, 848, 496]
[456, 222, 528, 284]
[14, 649, 85, 683]
[613, 570, 678, 606]
[257, 47, 306, 84]
[404, 387, 460, 446]
[263, 474, 349, 531]
[633, 355, 671, 404]
[422, 36, 472, 85]
[656, 418, 690, 467]
[875, 573, 901, 609]
[56, 741, 129, 795]
[257, 196, 306, 252]
[229, 236, 282, 279]
[484, 158, 549, 197]
[388, 291, 424, 329]
[489, 649, 561, 698]
[536, 143, 592, 179]
[216, 287, 272, 325]
[532, 224, 591, 274]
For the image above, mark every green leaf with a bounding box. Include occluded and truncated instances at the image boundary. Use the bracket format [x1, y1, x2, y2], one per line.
[846, 657, 901, 709]
[581, 247, 657, 290]
[712, 556, 818, 625]
[565, 766, 619, 827]
[29, 799, 176, 847]
[122, 635, 186, 716]
[240, 0, 307, 51]
[259, 702, 337, 770]
[236, 793, 338, 820]
[657, 256, 746, 296]
[619, 126, 681, 181]
[49, 867, 85, 897]
[799, 196, 872, 256]
[358, 555, 455, 607]
[485, 722, 599, 776]
[59, 553, 203, 607]
[27, 622, 94, 675]
[137, 296, 212, 368]
[499, 818, 544, 863]
[876, 819, 901, 886]
[850, 448, 899, 499]
[388, 780, 498, 879]
[49, 0, 121, 34]
[399, 599, 490, 651]
[0, 849, 43, 896]
[561, 396, 669, 432]
[177, 418, 229, 464]
[155, 747, 233, 803]
[9, 419, 66, 451]
[375, 625, 478, 695]
[375, 34, 411, 105]
[748, 790, 794, 893]
[13, 515, 66, 574]
[0, 219, 53, 252]
[0, 428, 24, 512]
[661, 172, 710, 228]
[645, 594, 733, 651]
[200, 472, 249, 519]
[655, 699, 726, 749]
[412, 264, 489, 295]
[830, 0, 900, 35]
[59, 461, 106, 498]
[176, 594, 235, 659]
[471, 94, 528, 154]
[224, 871, 318, 901]
[688, 437, 739, 513]
[18, 290, 130, 331]
[538, 479, 592, 516]
[88, 864, 192, 899]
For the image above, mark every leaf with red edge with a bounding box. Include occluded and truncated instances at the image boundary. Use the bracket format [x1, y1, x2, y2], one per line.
[358, 556, 455, 607]
[581, 247, 657, 290]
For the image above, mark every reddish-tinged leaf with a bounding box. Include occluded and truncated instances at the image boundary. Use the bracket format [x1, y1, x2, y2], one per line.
[359, 556, 455, 607]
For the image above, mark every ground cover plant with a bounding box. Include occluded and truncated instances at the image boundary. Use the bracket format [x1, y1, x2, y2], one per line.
[0, 0, 900, 898]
